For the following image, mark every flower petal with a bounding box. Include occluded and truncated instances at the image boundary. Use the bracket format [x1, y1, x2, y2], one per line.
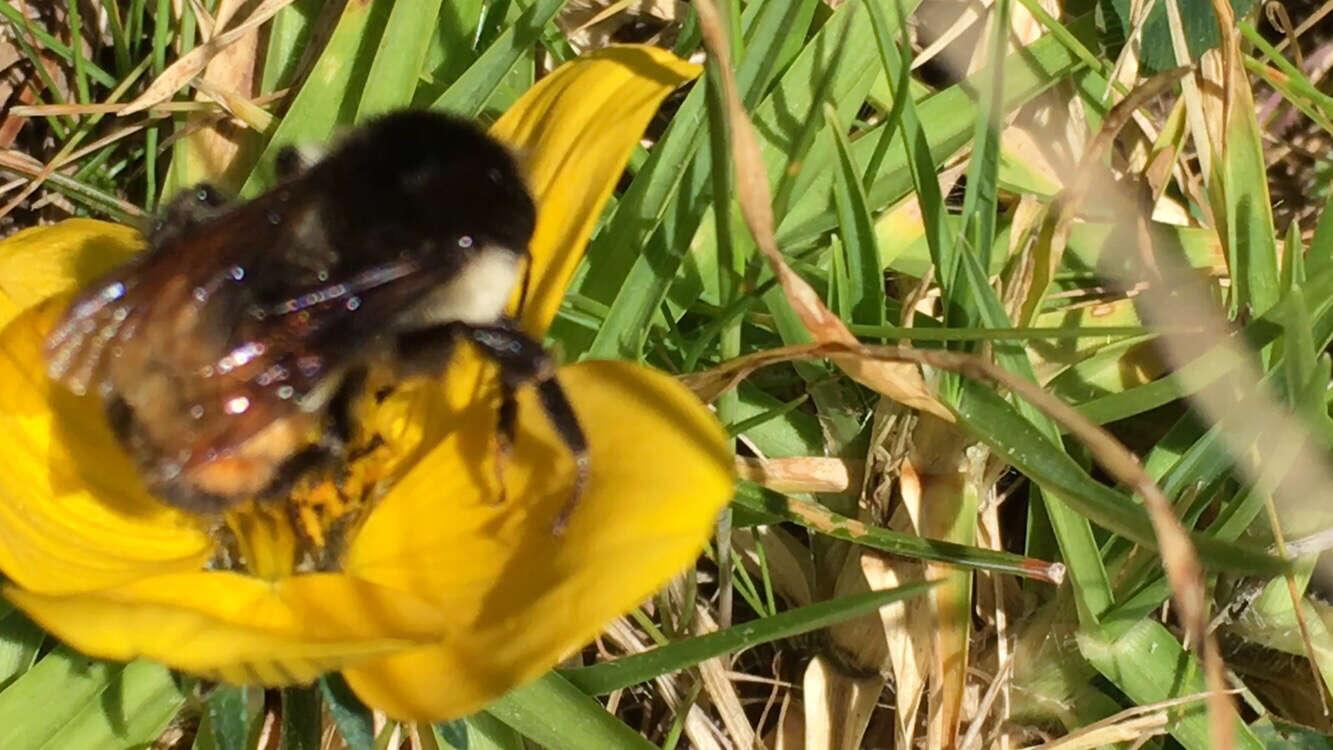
[0, 219, 143, 330]
[5, 572, 450, 685]
[342, 360, 733, 720]
[490, 45, 701, 336]
[0, 302, 211, 594]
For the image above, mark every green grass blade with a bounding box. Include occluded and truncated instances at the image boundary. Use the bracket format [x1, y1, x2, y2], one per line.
[775, 15, 1093, 249]
[1108, 350, 1333, 618]
[958, 0, 1008, 283]
[418, 0, 486, 91]
[954, 249, 1115, 617]
[40, 661, 183, 750]
[0, 650, 184, 749]
[724, 392, 808, 436]
[825, 104, 886, 331]
[869, 0, 1115, 616]
[0, 604, 42, 691]
[575, 0, 821, 360]
[954, 379, 1286, 576]
[1238, 23, 1333, 127]
[733, 486, 1063, 580]
[262, 0, 325, 93]
[562, 582, 936, 695]
[702, 1, 743, 430]
[485, 672, 657, 750]
[430, 0, 568, 118]
[1078, 265, 1333, 423]
[435, 713, 526, 750]
[320, 675, 374, 750]
[864, 0, 958, 389]
[143, 0, 172, 209]
[1281, 288, 1318, 405]
[1282, 216, 1306, 294]
[1214, 51, 1280, 317]
[731, 383, 824, 455]
[65, 0, 91, 103]
[1250, 718, 1333, 746]
[280, 687, 321, 750]
[0, 2, 117, 87]
[1308, 182, 1333, 277]
[771, 17, 851, 220]
[97, 0, 131, 75]
[31, 170, 144, 223]
[1080, 620, 1264, 749]
[126, 0, 146, 58]
[355, 0, 447, 117]
[206, 685, 254, 750]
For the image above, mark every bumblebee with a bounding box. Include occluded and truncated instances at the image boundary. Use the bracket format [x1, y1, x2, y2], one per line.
[45, 111, 588, 526]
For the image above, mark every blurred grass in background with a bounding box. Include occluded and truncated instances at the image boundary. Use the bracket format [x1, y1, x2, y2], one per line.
[2, 0, 1333, 747]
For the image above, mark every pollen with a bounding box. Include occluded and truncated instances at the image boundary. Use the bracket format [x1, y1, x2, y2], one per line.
[214, 419, 396, 576]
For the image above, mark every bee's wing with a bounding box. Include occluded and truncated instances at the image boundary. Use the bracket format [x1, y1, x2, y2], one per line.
[43, 197, 318, 468]
[44, 212, 260, 397]
[45, 184, 477, 482]
[178, 254, 442, 469]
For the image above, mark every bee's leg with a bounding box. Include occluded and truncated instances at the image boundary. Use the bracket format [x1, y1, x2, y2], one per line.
[452, 322, 590, 534]
[265, 444, 346, 570]
[397, 322, 590, 533]
[325, 367, 367, 452]
[531, 373, 590, 534]
[259, 444, 339, 503]
[259, 367, 367, 506]
[151, 479, 234, 515]
[104, 393, 135, 444]
[393, 327, 458, 376]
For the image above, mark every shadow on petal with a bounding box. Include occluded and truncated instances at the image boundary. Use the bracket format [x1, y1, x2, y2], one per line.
[0, 219, 143, 329]
[343, 360, 733, 720]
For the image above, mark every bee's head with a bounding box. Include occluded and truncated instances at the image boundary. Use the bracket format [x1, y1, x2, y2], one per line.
[315, 111, 537, 257]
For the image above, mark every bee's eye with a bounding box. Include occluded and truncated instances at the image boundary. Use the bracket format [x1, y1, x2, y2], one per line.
[486, 168, 503, 184]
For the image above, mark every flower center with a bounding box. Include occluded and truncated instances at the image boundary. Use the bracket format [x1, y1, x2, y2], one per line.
[212, 448, 383, 579]
[202, 362, 495, 579]
[210, 387, 408, 578]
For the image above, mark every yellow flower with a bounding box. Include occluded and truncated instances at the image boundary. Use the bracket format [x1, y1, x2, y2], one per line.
[0, 46, 733, 721]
